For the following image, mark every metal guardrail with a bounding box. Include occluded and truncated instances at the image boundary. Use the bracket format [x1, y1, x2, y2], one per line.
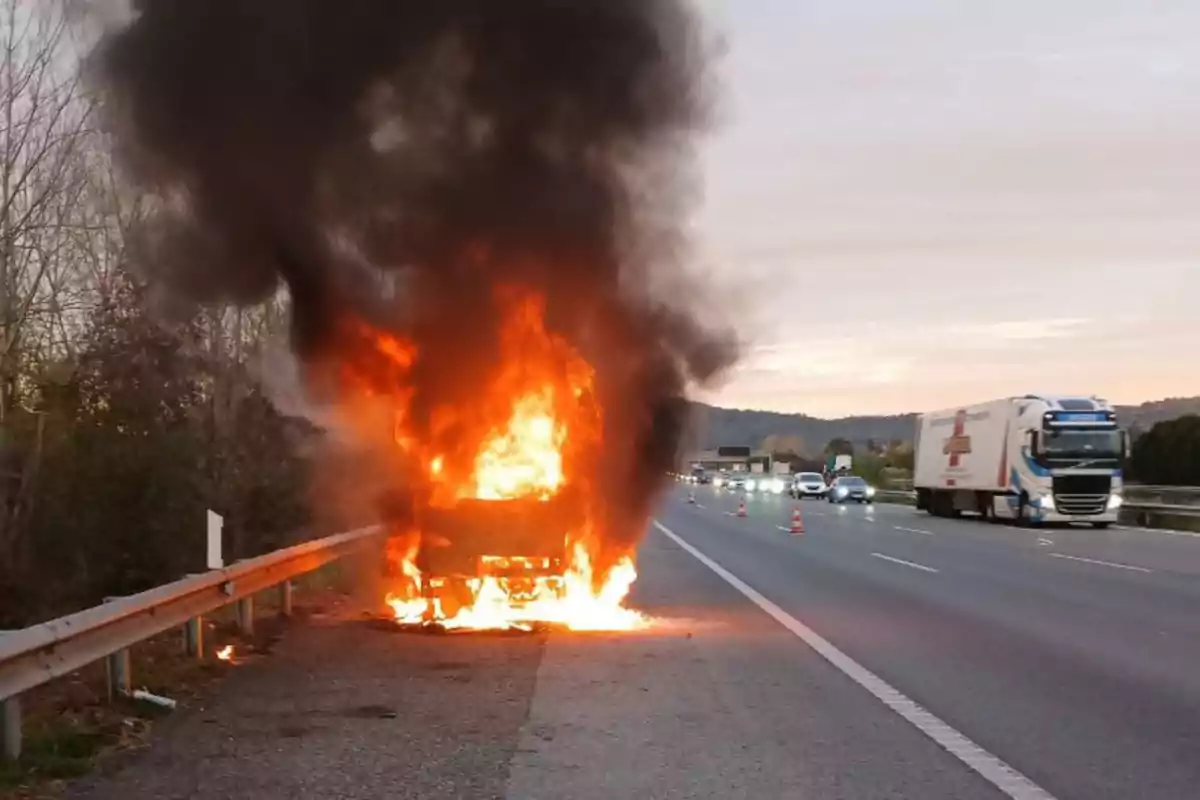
[0, 524, 385, 761]
[872, 489, 1200, 518]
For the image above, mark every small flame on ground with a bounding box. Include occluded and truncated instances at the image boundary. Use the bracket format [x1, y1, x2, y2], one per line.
[216, 645, 235, 661]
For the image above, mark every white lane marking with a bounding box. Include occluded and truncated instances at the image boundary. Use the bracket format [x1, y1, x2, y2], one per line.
[652, 521, 1058, 800]
[695, 504, 706, 509]
[1046, 552, 1152, 573]
[1037, 538, 1053, 547]
[1114, 525, 1200, 539]
[871, 552, 940, 574]
[894, 526, 934, 536]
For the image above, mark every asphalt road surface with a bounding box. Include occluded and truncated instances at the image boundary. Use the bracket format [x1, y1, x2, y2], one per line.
[658, 485, 1200, 800]
[70, 486, 1200, 799]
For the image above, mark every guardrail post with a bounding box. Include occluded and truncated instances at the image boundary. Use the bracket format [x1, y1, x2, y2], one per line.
[183, 616, 203, 658]
[1, 696, 20, 761]
[237, 596, 254, 636]
[106, 649, 131, 702]
[278, 581, 293, 617]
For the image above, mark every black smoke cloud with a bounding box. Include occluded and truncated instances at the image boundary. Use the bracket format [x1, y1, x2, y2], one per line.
[88, 0, 738, 563]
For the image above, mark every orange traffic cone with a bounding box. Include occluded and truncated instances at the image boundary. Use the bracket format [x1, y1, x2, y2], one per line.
[789, 507, 805, 535]
[737, 500, 747, 518]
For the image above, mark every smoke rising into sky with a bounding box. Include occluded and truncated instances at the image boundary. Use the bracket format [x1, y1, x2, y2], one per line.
[86, 0, 737, 559]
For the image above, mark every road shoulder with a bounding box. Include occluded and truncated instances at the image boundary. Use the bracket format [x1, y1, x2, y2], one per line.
[505, 528, 1002, 800]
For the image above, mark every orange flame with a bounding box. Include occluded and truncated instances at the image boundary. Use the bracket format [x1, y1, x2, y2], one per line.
[471, 389, 565, 501]
[386, 543, 643, 632]
[360, 287, 644, 631]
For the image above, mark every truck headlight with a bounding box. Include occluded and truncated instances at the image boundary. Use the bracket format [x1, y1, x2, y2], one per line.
[1107, 494, 1123, 511]
[1037, 495, 1056, 512]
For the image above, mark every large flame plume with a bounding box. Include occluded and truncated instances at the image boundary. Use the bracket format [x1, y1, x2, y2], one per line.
[340, 288, 645, 629]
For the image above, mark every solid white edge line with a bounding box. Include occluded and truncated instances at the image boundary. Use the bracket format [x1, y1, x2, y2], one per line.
[1046, 552, 1152, 573]
[652, 520, 1058, 800]
[871, 552, 940, 573]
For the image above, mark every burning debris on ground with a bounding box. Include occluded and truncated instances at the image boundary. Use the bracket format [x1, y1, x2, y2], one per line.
[85, 0, 738, 631]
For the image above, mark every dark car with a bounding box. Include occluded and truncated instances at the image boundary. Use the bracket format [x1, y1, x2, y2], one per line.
[828, 476, 875, 504]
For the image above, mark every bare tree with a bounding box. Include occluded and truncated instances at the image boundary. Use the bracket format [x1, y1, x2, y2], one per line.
[0, 0, 92, 592]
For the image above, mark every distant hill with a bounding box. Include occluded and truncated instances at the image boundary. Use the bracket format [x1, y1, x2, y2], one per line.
[687, 396, 1200, 455]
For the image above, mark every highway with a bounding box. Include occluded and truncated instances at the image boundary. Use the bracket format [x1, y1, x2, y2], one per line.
[657, 486, 1200, 800]
[68, 485, 1200, 799]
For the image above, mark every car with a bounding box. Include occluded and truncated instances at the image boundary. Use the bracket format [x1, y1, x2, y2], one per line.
[790, 472, 828, 499]
[828, 476, 876, 504]
[751, 475, 788, 494]
[721, 473, 748, 491]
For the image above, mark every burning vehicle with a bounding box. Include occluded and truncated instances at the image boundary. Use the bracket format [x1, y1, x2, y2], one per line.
[344, 290, 643, 630]
[86, 0, 737, 631]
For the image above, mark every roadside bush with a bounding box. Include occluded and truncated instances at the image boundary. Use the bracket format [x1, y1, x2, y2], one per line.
[1130, 415, 1200, 486]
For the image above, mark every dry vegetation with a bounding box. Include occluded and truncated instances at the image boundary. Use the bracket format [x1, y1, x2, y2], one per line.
[0, 2, 320, 627]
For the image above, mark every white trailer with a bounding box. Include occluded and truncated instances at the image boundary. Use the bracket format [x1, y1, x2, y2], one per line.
[913, 394, 1127, 528]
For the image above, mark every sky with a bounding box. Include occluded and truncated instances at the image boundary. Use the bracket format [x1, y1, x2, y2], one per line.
[689, 0, 1200, 417]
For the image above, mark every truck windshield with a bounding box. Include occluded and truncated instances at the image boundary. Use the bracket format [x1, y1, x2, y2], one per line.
[1039, 429, 1122, 459]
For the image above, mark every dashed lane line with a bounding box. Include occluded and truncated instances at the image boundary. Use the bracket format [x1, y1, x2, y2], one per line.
[871, 552, 940, 573]
[1046, 553, 1152, 574]
[894, 526, 935, 536]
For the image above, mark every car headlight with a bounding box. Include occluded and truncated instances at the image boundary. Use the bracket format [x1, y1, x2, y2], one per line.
[745, 479, 756, 491]
[865, 486, 876, 499]
[1107, 494, 1123, 511]
[772, 479, 785, 493]
[713, 478, 724, 488]
[835, 487, 848, 497]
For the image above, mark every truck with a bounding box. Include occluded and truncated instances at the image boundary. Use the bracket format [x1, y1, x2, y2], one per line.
[913, 394, 1128, 528]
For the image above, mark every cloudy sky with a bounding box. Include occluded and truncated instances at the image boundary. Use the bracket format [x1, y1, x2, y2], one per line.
[690, 0, 1200, 417]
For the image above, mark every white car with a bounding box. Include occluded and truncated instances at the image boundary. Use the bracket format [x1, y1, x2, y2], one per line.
[790, 472, 828, 499]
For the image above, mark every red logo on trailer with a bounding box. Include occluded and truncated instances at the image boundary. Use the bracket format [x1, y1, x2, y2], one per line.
[943, 409, 972, 468]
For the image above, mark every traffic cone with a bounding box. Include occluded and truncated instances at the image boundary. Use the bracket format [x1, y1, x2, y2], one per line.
[789, 507, 805, 535]
[737, 500, 747, 518]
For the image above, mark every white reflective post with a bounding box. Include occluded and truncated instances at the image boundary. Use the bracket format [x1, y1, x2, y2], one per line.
[206, 510, 224, 570]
